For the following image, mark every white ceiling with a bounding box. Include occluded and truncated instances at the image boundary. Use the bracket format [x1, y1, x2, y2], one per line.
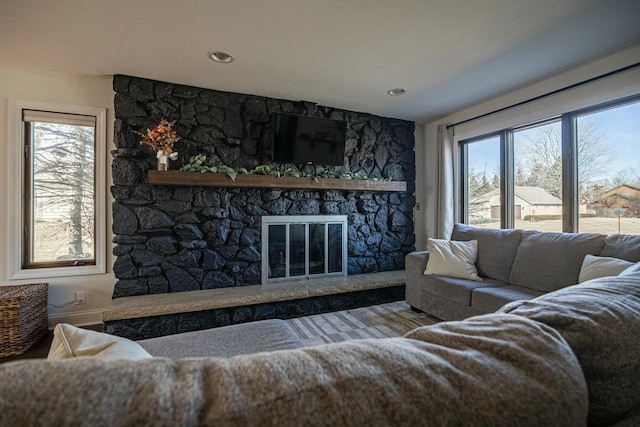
[1, 0, 639, 124]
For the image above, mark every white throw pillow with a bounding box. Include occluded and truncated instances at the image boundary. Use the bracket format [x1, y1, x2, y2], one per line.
[48, 323, 152, 360]
[424, 238, 482, 281]
[578, 254, 634, 283]
[620, 261, 640, 277]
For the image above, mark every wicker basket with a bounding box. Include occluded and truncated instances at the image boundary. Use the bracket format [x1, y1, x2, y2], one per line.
[0, 283, 49, 357]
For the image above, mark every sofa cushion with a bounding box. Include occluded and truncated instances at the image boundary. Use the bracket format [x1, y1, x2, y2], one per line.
[451, 223, 523, 282]
[0, 314, 588, 426]
[421, 290, 485, 321]
[498, 275, 640, 426]
[424, 238, 482, 281]
[578, 254, 634, 283]
[424, 275, 506, 305]
[48, 323, 152, 360]
[138, 319, 304, 359]
[600, 234, 640, 262]
[471, 285, 544, 313]
[508, 231, 605, 292]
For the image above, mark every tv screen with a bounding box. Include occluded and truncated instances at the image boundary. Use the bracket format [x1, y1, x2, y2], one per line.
[271, 113, 347, 166]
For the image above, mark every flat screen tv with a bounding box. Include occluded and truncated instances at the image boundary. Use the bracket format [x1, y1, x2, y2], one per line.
[271, 113, 347, 166]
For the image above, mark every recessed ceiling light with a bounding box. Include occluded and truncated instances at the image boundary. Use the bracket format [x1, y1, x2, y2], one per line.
[208, 50, 234, 63]
[387, 88, 406, 96]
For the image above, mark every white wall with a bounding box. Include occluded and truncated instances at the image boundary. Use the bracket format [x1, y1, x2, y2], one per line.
[418, 43, 640, 241]
[0, 66, 115, 327]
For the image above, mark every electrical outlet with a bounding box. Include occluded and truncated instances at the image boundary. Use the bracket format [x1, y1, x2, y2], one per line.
[74, 291, 86, 305]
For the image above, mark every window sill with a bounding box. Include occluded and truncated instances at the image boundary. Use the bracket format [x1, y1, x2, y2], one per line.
[10, 264, 105, 280]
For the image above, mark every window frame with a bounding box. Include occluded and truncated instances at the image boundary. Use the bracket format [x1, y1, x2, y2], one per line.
[8, 99, 107, 279]
[458, 94, 640, 233]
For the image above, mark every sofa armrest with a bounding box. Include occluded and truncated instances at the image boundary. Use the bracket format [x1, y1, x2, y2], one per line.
[405, 251, 430, 308]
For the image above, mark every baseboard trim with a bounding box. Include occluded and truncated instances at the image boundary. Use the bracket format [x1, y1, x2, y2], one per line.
[48, 309, 103, 329]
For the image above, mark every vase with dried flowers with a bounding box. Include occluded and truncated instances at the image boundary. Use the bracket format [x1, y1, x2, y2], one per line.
[136, 119, 181, 170]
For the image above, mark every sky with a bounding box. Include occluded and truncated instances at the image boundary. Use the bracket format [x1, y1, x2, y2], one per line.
[466, 99, 640, 185]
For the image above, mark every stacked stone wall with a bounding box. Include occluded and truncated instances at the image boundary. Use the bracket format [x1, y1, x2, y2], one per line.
[111, 75, 416, 298]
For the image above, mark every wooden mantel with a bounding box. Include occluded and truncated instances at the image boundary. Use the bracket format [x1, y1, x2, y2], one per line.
[148, 171, 407, 192]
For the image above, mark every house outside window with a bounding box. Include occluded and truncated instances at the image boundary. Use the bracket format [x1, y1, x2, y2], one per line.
[461, 135, 501, 229]
[460, 95, 640, 235]
[8, 99, 106, 279]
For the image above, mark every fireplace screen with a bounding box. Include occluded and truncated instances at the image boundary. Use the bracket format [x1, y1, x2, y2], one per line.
[261, 215, 348, 284]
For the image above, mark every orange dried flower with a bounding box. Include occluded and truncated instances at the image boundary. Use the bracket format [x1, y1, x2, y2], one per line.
[137, 119, 181, 156]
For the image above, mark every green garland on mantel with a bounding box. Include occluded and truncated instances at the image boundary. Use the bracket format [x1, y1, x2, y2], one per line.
[180, 154, 394, 182]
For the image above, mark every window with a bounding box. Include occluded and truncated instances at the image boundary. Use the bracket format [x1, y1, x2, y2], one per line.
[513, 120, 562, 232]
[9, 100, 106, 279]
[24, 111, 96, 268]
[459, 95, 640, 235]
[460, 135, 502, 229]
[575, 100, 640, 234]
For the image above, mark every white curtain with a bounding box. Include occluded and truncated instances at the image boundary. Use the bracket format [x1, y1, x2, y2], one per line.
[435, 124, 455, 239]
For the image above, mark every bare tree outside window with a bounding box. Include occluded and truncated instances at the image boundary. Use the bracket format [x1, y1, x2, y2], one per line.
[512, 121, 563, 232]
[514, 120, 613, 204]
[28, 121, 95, 265]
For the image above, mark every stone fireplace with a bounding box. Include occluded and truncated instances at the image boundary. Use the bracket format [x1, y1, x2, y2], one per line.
[111, 75, 416, 300]
[261, 215, 347, 284]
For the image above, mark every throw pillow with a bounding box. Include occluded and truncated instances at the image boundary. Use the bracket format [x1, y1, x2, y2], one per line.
[424, 238, 482, 281]
[620, 262, 640, 276]
[48, 323, 152, 360]
[578, 254, 634, 283]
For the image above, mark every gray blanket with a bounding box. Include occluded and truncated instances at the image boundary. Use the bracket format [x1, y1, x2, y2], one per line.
[0, 313, 586, 426]
[499, 274, 640, 426]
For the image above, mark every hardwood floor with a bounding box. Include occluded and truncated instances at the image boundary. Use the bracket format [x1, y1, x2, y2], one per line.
[0, 324, 103, 364]
[286, 301, 439, 346]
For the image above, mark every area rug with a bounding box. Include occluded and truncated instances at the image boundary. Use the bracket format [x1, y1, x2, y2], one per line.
[285, 301, 440, 346]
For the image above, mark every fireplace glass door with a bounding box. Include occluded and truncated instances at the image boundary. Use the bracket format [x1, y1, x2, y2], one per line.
[289, 224, 306, 277]
[262, 215, 347, 284]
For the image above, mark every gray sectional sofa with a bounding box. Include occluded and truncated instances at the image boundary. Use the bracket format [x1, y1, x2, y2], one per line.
[406, 223, 640, 320]
[2, 274, 640, 426]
